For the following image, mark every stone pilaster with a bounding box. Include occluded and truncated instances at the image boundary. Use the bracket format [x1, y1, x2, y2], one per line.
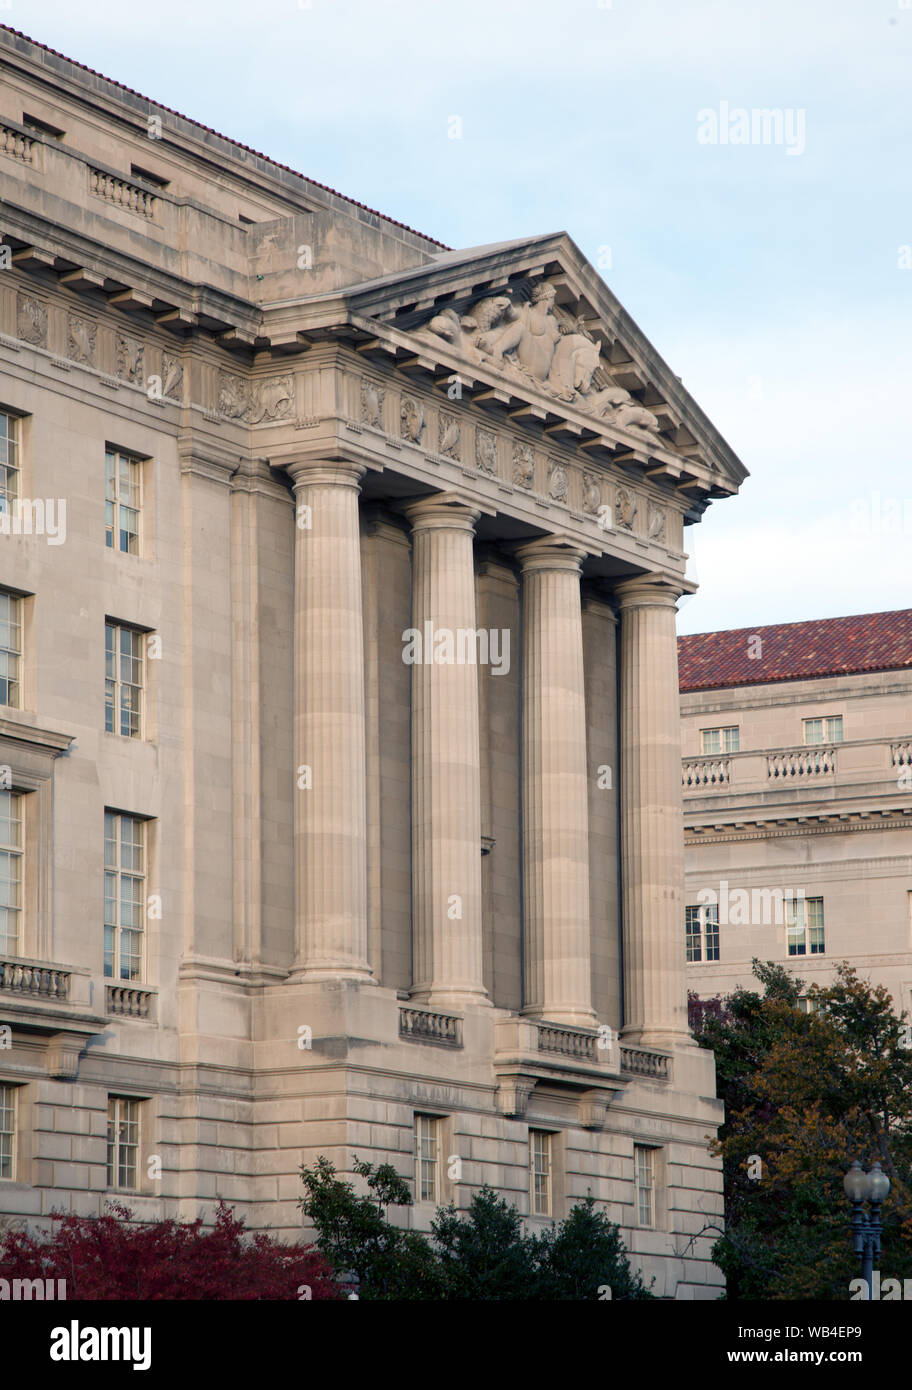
[288, 460, 372, 981]
[517, 538, 594, 1026]
[616, 574, 689, 1046]
[404, 494, 488, 1008]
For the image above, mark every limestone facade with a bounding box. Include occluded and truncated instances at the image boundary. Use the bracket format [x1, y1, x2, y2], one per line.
[0, 27, 748, 1297]
[681, 621, 912, 1018]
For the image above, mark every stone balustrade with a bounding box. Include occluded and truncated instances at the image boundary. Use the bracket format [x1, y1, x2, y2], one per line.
[399, 1006, 463, 1047]
[536, 1021, 598, 1061]
[0, 123, 36, 164]
[682, 757, 730, 788]
[106, 986, 155, 1020]
[89, 166, 158, 219]
[619, 1045, 672, 1081]
[0, 958, 70, 1000]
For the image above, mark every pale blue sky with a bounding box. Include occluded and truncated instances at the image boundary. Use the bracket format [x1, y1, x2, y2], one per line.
[9, 0, 911, 632]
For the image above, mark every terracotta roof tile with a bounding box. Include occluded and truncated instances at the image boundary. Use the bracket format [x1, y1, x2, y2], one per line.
[0, 24, 449, 250]
[678, 610, 912, 692]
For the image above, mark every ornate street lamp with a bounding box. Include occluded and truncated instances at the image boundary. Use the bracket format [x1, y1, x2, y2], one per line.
[843, 1160, 890, 1297]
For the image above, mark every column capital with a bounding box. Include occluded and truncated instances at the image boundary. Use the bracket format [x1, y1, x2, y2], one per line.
[285, 459, 366, 489]
[514, 535, 587, 576]
[613, 572, 688, 611]
[402, 492, 480, 532]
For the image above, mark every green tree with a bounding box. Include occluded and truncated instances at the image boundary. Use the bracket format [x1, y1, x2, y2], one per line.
[298, 1156, 442, 1299]
[432, 1186, 534, 1299]
[300, 1160, 652, 1300]
[532, 1195, 654, 1299]
[692, 960, 912, 1299]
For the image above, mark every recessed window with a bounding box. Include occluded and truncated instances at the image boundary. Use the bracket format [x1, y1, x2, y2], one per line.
[700, 726, 740, 755]
[529, 1129, 552, 1216]
[787, 897, 825, 957]
[0, 1084, 16, 1180]
[0, 591, 21, 708]
[414, 1113, 440, 1203]
[22, 113, 65, 140]
[104, 812, 145, 981]
[107, 1096, 140, 1189]
[0, 411, 20, 505]
[0, 790, 23, 956]
[635, 1145, 656, 1227]
[105, 448, 142, 555]
[130, 164, 169, 189]
[803, 716, 843, 746]
[685, 903, 719, 962]
[105, 622, 144, 738]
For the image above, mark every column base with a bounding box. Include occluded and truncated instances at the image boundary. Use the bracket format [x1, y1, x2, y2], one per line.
[620, 1025, 697, 1050]
[522, 1006, 598, 1029]
[410, 987, 491, 1011]
[286, 964, 376, 985]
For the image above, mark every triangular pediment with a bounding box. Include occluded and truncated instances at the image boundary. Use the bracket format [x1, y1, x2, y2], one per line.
[322, 233, 747, 511]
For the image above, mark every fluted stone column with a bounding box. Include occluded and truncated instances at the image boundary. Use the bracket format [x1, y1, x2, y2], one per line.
[517, 538, 594, 1027]
[288, 460, 372, 981]
[404, 494, 488, 1008]
[616, 574, 689, 1046]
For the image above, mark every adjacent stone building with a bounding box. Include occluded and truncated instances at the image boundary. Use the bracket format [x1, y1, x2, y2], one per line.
[681, 612, 912, 1015]
[0, 25, 747, 1296]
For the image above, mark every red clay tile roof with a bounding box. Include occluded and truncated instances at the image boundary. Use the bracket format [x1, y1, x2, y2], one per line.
[0, 24, 450, 251]
[678, 610, 912, 692]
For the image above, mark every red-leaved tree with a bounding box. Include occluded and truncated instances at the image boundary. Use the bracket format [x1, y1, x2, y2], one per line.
[0, 1199, 341, 1300]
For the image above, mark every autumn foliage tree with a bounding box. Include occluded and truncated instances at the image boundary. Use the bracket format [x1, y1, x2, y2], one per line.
[0, 1199, 340, 1300]
[692, 960, 912, 1299]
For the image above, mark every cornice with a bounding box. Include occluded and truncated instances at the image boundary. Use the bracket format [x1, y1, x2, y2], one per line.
[686, 806, 912, 844]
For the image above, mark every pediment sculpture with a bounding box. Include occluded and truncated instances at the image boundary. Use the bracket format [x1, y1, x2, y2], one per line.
[413, 282, 661, 439]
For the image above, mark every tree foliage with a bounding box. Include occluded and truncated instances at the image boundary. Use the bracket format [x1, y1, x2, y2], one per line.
[299, 1157, 653, 1300]
[692, 959, 912, 1299]
[0, 1199, 340, 1300]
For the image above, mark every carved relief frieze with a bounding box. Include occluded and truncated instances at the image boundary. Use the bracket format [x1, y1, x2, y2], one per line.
[66, 313, 96, 366]
[647, 501, 666, 544]
[161, 352, 183, 402]
[217, 370, 294, 424]
[615, 485, 638, 531]
[115, 332, 145, 385]
[438, 410, 460, 461]
[547, 459, 569, 505]
[475, 426, 498, 476]
[359, 378, 385, 429]
[17, 292, 48, 348]
[511, 440, 535, 489]
[581, 473, 602, 516]
[399, 395, 425, 443]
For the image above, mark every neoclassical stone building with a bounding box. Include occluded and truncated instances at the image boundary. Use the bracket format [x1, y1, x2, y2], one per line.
[0, 26, 746, 1296]
[681, 611, 912, 1014]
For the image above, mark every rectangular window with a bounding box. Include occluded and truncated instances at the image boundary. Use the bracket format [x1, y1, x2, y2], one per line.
[0, 1084, 15, 1179]
[414, 1114, 439, 1203]
[0, 411, 20, 505]
[635, 1145, 656, 1227]
[0, 591, 21, 708]
[105, 622, 143, 738]
[700, 726, 740, 755]
[685, 903, 719, 963]
[105, 448, 142, 554]
[106, 1096, 139, 1189]
[0, 790, 23, 956]
[803, 716, 843, 746]
[130, 164, 169, 189]
[104, 812, 145, 981]
[787, 897, 825, 957]
[23, 114, 65, 139]
[530, 1130, 552, 1216]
